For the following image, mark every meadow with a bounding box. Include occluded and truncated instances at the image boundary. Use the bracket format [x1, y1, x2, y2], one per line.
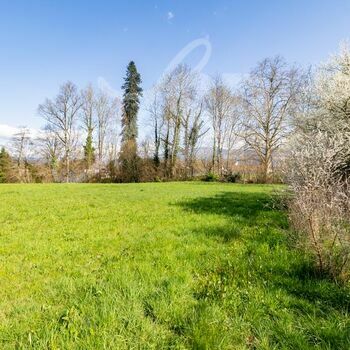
[0, 182, 349, 349]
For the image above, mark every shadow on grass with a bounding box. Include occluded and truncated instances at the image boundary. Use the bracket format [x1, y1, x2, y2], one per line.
[176, 189, 350, 339]
[177, 191, 288, 241]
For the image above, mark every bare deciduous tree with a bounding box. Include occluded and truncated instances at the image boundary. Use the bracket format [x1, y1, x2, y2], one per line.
[160, 64, 198, 177]
[205, 76, 239, 175]
[37, 126, 61, 181]
[38, 81, 82, 182]
[240, 56, 304, 182]
[11, 127, 32, 181]
[95, 91, 119, 171]
[182, 102, 208, 177]
[11, 127, 31, 167]
[148, 88, 164, 167]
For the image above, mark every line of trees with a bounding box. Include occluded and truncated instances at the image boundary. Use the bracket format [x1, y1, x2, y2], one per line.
[0, 56, 308, 183]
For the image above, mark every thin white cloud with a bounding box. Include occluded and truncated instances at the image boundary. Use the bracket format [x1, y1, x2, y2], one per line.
[0, 124, 20, 139]
[167, 11, 174, 20]
[0, 124, 39, 140]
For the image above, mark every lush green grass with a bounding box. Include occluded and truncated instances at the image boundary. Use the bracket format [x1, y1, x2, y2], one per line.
[0, 182, 349, 349]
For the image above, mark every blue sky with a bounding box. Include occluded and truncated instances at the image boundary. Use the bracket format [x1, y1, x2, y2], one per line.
[0, 0, 349, 139]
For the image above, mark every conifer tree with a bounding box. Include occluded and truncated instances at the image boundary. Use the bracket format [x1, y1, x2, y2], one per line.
[120, 61, 142, 182]
[82, 85, 96, 171]
[0, 147, 12, 183]
[84, 133, 95, 169]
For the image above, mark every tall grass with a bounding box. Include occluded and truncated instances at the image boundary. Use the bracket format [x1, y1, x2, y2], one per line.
[0, 183, 349, 349]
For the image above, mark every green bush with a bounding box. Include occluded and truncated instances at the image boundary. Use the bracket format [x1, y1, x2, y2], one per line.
[202, 172, 219, 182]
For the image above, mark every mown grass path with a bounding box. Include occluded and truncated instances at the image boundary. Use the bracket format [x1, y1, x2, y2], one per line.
[0, 183, 349, 349]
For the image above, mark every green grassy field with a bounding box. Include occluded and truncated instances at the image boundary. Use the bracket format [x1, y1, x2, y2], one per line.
[0, 183, 349, 349]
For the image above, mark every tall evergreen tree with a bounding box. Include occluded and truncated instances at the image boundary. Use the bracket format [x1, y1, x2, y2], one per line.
[121, 61, 142, 142]
[82, 85, 96, 171]
[83, 133, 95, 169]
[0, 147, 12, 183]
[120, 61, 142, 182]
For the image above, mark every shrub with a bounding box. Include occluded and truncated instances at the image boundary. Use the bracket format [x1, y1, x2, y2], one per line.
[288, 182, 350, 280]
[285, 45, 350, 281]
[286, 132, 350, 281]
[202, 172, 219, 182]
[224, 172, 241, 183]
[154, 176, 162, 182]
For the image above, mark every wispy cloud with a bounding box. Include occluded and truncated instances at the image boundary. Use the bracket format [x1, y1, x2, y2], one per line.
[0, 124, 20, 139]
[167, 11, 174, 20]
[0, 124, 39, 140]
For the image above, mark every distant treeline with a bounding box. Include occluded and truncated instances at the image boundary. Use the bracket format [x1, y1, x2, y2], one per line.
[0, 54, 326, 184]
